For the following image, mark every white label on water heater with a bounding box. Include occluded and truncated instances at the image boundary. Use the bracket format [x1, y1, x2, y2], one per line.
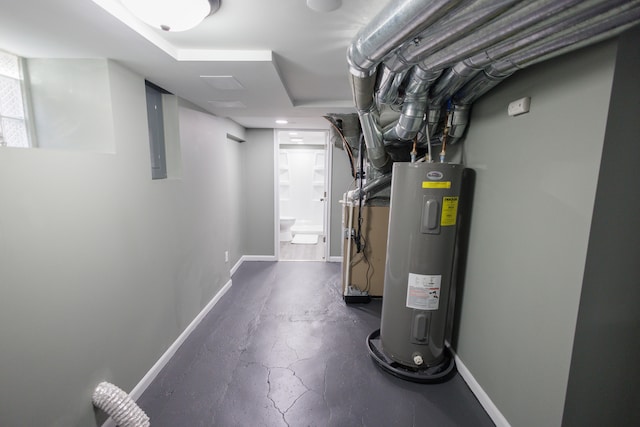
[406, 273, 441, 310]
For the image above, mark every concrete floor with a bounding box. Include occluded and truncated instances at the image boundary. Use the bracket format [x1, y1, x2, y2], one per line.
[138, 261, 494, 427]
[279, 239, 325, 261]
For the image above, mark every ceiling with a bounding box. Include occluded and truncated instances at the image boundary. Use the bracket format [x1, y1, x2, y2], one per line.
[0, 0, 390, 130]
[277, 129, 328, 146]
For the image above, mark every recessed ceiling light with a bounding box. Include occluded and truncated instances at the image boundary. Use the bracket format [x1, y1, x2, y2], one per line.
[275, 119, 288, 124]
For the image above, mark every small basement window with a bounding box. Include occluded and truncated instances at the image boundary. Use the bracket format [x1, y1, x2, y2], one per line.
[0, 50, 31, 148]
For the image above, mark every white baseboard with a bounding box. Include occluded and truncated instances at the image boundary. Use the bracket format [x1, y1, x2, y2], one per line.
[230, 257, 244, 276]
[454, 353, 511, 427]
[243, 255, 277, 262]
[328, 256, 342, 263]
[130, 279, 232, 399]
[102, 279, 233, 427]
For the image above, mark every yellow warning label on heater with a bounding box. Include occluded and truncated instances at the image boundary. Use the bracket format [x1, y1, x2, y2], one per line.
[441, 197, 459, 226]
[422, 181, 451, 189]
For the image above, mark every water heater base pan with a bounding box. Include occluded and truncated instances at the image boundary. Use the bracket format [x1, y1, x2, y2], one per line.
[367, 329, 456, 383]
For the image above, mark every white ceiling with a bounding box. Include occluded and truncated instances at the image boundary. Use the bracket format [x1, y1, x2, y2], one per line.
[0, 0, 389, 130]
[277, 129, 328, 146]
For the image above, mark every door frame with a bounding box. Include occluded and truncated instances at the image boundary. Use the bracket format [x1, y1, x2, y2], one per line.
[273, 129, 331, 261]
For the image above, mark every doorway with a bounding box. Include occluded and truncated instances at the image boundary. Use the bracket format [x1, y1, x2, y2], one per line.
[276, 129, 329, 261]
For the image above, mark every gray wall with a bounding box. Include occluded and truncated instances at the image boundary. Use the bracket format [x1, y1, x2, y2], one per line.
[241, 128, 276, 256]
[0, 60, 244, 426]
[329, 144, 355, 258]
[242, 129, 350, 259]
[27, 59, 115, 152]
[2, 28, 634, 427]
[562, 26, 640, 427]
[225, 130, 247, 267]
[455, 41, 618, 427]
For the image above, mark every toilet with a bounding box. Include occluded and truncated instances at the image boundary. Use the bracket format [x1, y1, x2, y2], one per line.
[279, 217, 296, 242]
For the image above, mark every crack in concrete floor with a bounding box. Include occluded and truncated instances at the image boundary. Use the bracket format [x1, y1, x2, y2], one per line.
[138, 262, 494, 427]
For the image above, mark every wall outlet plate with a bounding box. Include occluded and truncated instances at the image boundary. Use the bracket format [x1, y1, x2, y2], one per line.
[508, 97, 531, 116]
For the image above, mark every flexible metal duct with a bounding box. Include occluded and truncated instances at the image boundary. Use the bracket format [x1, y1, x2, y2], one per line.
[92, 382, 150, 427]
[347, 0, 640, 171]
[383, 67, 440, 141]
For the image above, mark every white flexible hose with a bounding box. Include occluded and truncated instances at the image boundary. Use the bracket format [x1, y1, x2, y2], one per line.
[92, 382, 150, 427]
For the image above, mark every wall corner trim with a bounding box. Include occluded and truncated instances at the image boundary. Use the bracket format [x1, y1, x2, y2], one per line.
[110, 279, 233, 421]
[453, 353, 511, 427]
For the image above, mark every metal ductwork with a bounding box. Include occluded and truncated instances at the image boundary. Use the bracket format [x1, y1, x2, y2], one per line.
[351, 0, 639, 385]
[348, 0, 640, 174]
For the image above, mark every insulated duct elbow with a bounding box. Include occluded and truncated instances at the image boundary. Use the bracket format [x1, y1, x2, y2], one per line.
[385, 67, 440, 141]
[360, 109, 392, 173]
[351, 71, 393, 172]
[350, 72, 377, 113]
[385, 92, 428, 141]
[92, 382, 150, 427]
[376, 66, 406, 106]
[447, 104, 471, 144]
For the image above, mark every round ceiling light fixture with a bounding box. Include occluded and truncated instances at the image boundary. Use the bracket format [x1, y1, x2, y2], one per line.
[306, 0, 342, 13]
[121, 0, 220, 32]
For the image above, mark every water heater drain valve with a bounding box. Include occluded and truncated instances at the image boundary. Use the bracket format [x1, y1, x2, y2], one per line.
[412, 353, 424, 366]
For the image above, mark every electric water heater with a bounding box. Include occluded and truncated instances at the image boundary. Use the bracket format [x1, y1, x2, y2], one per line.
[369, 162, 464, 381]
